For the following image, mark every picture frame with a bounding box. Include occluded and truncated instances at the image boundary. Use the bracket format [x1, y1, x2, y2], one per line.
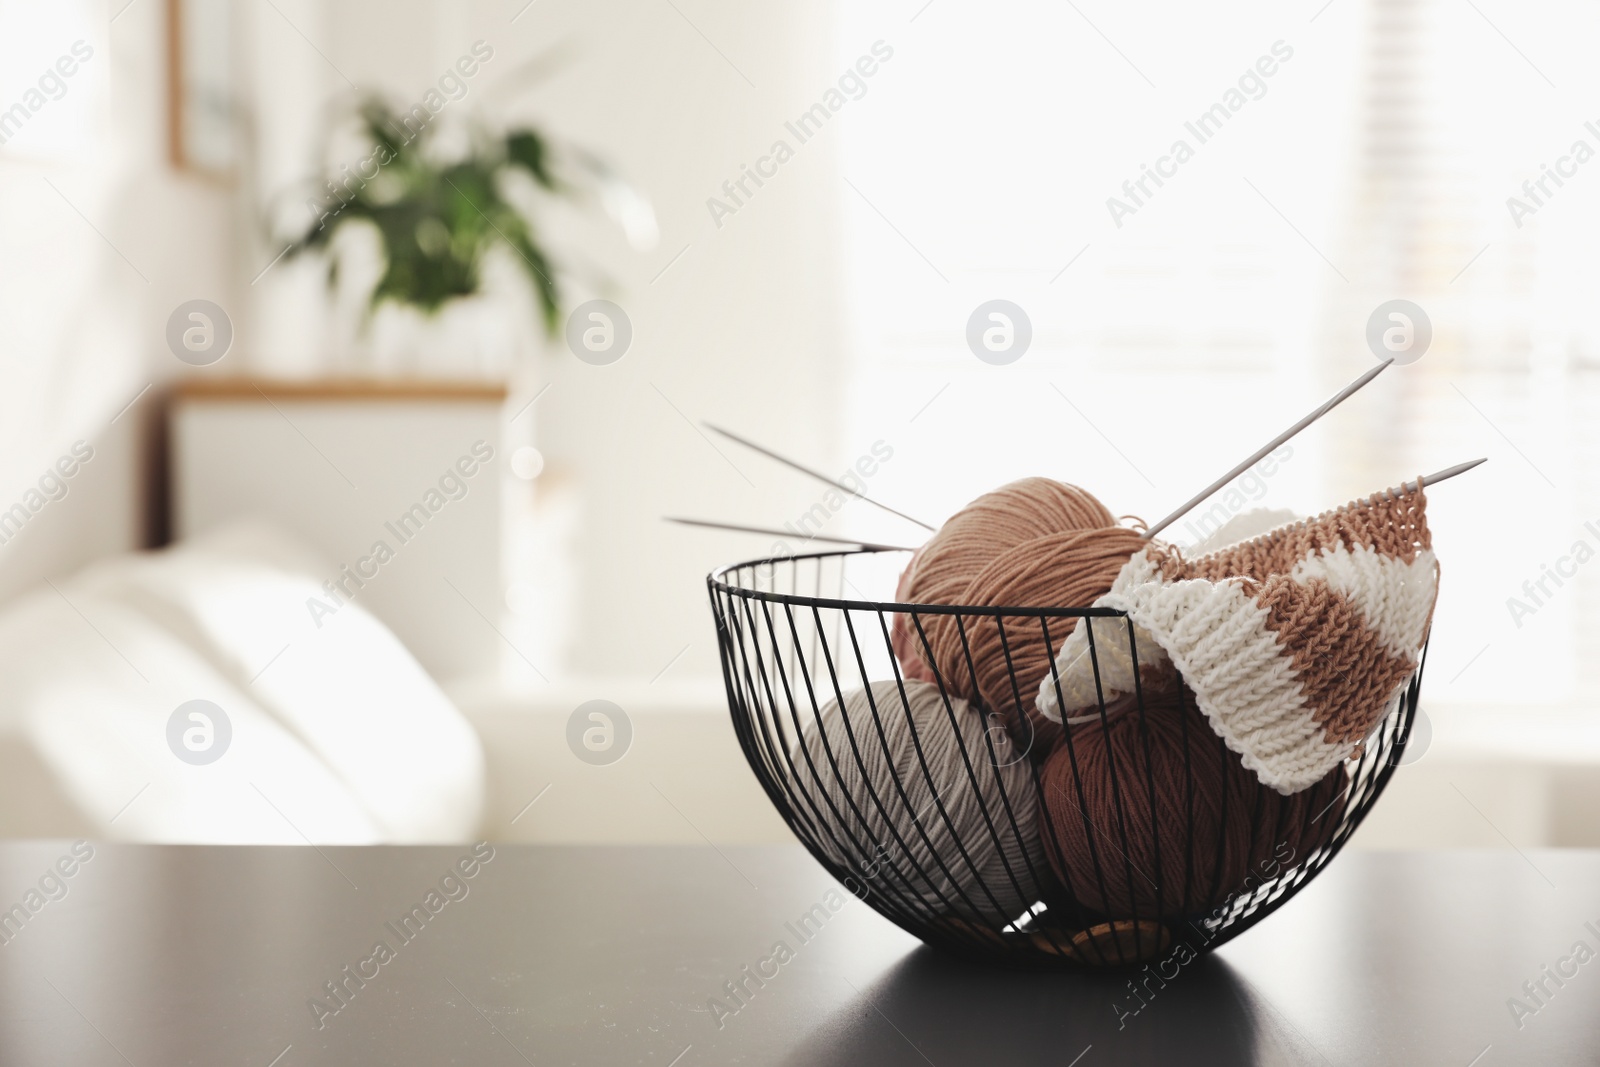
[167, 0, 236, 177]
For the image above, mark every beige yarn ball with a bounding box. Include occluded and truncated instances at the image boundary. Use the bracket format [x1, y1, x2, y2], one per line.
[792, 679, 1051, 926]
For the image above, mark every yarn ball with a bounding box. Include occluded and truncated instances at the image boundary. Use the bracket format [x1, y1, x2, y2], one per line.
[793, 679, 1050, 926]
[896, 478, 1144, 755]
[1039, 674, 1345, 922]
[889, 546, 937, 684]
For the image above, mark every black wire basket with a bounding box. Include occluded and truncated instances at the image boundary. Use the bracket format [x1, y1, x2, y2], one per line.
[708, 547, 1424, 969]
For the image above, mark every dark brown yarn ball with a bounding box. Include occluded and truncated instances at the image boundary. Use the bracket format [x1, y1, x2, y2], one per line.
[1039, 677, 1346, 922]
[895, 478, 1139, 756]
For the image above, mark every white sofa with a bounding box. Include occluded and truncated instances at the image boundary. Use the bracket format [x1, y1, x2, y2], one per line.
[0, 523, 484, 842]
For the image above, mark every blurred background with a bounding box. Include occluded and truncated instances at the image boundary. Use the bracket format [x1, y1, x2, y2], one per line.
[1, 0, 1596, 848]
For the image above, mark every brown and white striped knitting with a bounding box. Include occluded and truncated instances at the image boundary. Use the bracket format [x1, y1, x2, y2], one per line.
[1036, 483, 1438, 794]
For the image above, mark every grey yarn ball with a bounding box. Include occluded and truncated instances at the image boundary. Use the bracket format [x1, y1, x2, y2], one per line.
[793, 679, 1049, 926]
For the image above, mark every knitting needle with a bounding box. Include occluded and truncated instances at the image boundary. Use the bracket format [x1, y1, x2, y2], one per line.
[1381, 457, 1487, 498]
[703, 422, 937, 532]
[1143, 359, 1395, 540]
[664, 516, 917, 553]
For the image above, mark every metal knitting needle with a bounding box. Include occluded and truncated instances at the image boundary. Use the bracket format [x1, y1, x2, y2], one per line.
[1378, 457, 1487, 499]
[703, 422, 937, 532]
[664, 517, 917, 552]
[1143, 359, 1395, 539]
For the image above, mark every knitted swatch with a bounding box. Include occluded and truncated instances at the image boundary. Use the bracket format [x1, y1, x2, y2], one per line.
[1035, 484, 1438, 794]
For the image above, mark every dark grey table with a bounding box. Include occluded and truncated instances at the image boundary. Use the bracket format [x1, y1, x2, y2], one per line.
[0, 842, 1594, 1065]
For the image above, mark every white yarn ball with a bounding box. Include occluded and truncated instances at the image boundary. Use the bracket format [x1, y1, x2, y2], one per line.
[793, 679, 1048, 926]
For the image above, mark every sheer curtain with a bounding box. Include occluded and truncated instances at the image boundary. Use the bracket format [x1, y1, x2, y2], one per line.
[833, 0, 1600, 722]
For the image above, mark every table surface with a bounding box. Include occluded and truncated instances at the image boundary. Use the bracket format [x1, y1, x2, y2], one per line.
[0, 843, 1595, 1065]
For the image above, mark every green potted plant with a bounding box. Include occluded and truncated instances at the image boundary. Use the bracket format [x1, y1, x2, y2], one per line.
[283, 97, 652, 372]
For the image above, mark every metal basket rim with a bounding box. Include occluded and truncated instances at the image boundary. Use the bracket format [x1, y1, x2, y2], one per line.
[709, 547, 1135, 619]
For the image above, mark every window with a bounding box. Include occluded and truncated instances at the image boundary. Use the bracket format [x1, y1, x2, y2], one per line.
[835, 0, 1600, 714]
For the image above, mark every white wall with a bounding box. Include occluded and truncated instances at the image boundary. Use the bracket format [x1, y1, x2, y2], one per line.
[506, 0, 849, 686]
[246, 0, 852, 689]
[0, 0, 235, 603]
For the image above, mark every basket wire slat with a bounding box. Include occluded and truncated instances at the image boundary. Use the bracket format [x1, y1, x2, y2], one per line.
[841, 610, 1002, 926]
[895, 613, 1033, 925]
[1037, 613, 1152, 961]
[707, 548, 1421, 967]
[786, 603, 946, 927]
[919, 607, 1064, 942]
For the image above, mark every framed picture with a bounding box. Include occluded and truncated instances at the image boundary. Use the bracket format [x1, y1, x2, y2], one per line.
[167, 0, 236, 176]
